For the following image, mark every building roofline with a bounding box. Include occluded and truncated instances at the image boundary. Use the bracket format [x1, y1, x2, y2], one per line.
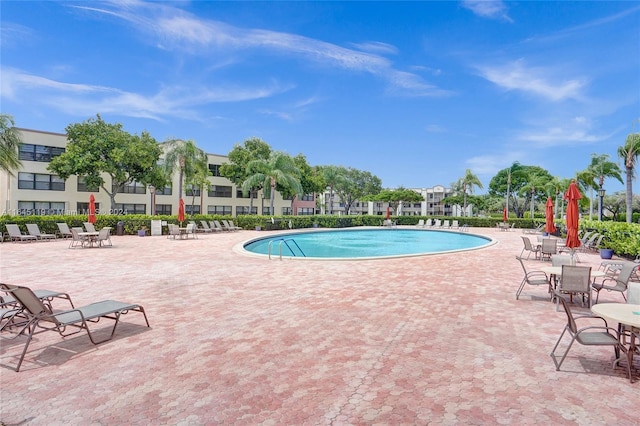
[17, 128, 67, 137]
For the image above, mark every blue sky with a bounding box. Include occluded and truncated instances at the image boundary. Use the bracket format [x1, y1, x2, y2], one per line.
[2, 1, 639, 194]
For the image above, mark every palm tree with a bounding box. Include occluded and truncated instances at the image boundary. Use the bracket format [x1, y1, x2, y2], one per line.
[0, 114, 23, 175]
[575, 168, 597, 220]
[457, 169, 483, 217]
[242, 151, 303, 216]
[586, 153, 623, 221]
[618, 133, 640, 223]
[321, 165, 344, 215]
[162, 139, 208, 205]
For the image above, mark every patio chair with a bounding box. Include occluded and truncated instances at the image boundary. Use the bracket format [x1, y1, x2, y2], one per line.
[520, 236, 541, 260]
[0, 283, 149, 372]
[550, 297, 629, 379]
[415, 219, 425, 228]
[84, 222, 97, 233]
[5, 224, 37, 243]
[69, 228, 87, 248]
[554, 265, 592, 311]
[540, 238, 558, 261]
[56, 223, 73, 239]
[26, 223, 57, 241]
[185, 223, 198, 238]
[592, 261, 636, 303]
[96, 227, 113, 247]
[515, 256, 551, 300]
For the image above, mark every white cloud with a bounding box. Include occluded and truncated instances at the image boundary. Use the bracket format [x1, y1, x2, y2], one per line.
[461, 0, 513, 22]
[0, 67, 288, 121]
[476, 59, 587, 101]
[466, 151, 525, 175]
[72, 1, 446, 97]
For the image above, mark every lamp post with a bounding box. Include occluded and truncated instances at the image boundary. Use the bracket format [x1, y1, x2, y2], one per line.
[597, 187, 605, 221]
[149, 185, 155, 215]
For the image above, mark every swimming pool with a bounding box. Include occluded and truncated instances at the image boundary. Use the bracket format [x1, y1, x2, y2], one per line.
[241, 228, 494, 259]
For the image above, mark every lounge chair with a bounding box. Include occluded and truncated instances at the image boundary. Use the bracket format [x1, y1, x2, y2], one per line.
[26, 223, 57, 241]
[0, 283, 149, 372]
[228, 220, 242, 231]
[442, 220, 450, 229]
[56, 223, 73, 239]
[433, 219, 441, 228]
[199, 220, 216, 233]
[523, 224, 544, 234]
[213, 220, 232, 232]
[425, 219, 433, 227]
[5, 224, 37, 243]
[222, 220, 241, 231]
[416, 219, 425, 228]
[451, 220, 459, 229]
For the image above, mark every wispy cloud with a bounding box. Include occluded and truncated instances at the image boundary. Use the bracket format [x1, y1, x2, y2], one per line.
[0, 67, 288, 121]
[466, 150, 525, 175]
[461, 0, 513, 23]
[71, 0, 447, 97]
[476, 59, 587, 101]
[516, 117, 617, 147]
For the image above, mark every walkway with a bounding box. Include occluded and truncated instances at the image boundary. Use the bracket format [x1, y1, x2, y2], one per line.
[0, 227, 637, 425]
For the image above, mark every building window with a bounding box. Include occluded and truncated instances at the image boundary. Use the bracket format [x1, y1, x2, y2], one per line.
[208, 185, 232, 198]
[17, 201, 65, 215]
[155, 185, 172, 195]
[77, 202, 101, 214]
[18, 172, 65, 191]
[155, 204, 172, 215]
[236, 206, 257, 215]
[208, 164, 221, 177]
[116, 181, 146, 194]
[185, 186, 201, 197]
[297, 207, 314, 215]
[18, 144, 65, 162]
[114, 203, 146, 214]
[77, 176, 100, 192]
[185, 204, 200, 215]
[208, 205, 232, 215]
[236, 189, 252, 199]
[282, 207, 292, 215]
[262, 207, 272, 215]
[301, 193, 314, 201]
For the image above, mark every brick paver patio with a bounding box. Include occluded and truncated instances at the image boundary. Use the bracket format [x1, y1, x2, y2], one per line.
[1, 227, 638, 425]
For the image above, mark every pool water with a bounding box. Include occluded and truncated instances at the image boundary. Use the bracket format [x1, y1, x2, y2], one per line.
[242, 228, 493, 259]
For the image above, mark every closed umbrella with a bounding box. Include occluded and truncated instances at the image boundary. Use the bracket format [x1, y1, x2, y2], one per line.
[88, 194, 97, 224]
[386, 206, 391, 220]
[545, 197, 556, 235]
[503, 207, 508, 222]
[564, 181, 582, 262]
[178, 198, 185, 226]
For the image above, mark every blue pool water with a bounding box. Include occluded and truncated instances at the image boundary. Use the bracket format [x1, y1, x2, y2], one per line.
[242, 228, 493, 259]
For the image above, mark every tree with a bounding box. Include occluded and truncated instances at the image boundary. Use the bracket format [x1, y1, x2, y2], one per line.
[617, 133, 640, 223]
[162, 139, 209, 210]
[371, 187, 424, 215]
[488, 163, 553, 218]
[0, 114, 23, 175]
[242, 151, 303, 216]
[219, 137, 272, 214]
[320, 165, 345, 215]
[48, 114, 164, 209]
[333, 167, 382, 215]
[455, 169, 483, 217]
[279, 154, 325, 212]
[586, 153, 623, 221]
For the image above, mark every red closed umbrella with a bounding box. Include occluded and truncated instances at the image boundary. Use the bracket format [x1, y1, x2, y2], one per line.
[178, 198, 185, 225]
[386, 206, 391, 220]
[545, 197, 556, 234]
[503, 207, 508, 222]
[564, 181, 582, 250]
[88, 194, 97, 224]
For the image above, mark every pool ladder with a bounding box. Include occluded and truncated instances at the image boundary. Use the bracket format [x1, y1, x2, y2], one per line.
[268, 238, 306, 260]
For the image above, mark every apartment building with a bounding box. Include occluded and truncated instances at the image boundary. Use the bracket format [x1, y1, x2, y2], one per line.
[0, 128, 315, 217]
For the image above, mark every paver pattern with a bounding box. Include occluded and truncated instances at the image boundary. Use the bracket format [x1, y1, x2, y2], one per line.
[0, 226, 638, 425]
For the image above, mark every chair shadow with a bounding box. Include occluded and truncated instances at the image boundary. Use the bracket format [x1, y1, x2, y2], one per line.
[0, 322, 150, 372]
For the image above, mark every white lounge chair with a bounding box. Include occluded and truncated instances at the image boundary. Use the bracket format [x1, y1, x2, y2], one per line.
[416, 219, 425, 228]
[26, 223, 56, 241]
[5, 224, 37, 243]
